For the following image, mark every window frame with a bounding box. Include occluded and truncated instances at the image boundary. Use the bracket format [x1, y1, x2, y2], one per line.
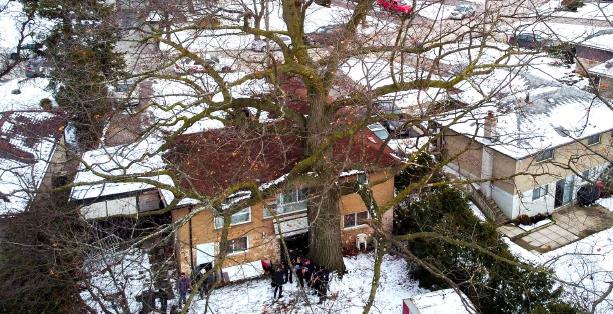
[587, 133, 601, 146]
[343, 210, 370, 229]
[357, 173, 368, 185]
[214, 206, 252, 229]
[531, 185, 548, 201]
[263, 188, 308, 218]
[227, 236, 249, 255]
[535, 149, 554, 163]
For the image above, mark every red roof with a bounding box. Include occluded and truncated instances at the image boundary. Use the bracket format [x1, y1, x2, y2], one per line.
[165, 126, 397, 197]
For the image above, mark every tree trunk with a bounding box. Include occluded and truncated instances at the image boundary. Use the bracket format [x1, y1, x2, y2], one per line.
[308, 183, 346, 274]
[306, 95, 346, 274]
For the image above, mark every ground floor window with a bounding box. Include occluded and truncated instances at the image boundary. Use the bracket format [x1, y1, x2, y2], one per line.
[532, 184, 548, 200]
[228, 236, 248, 254]
[344, 211, 369, 228]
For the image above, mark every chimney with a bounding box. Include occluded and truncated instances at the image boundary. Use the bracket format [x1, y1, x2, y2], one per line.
[483, 110, 497, 141]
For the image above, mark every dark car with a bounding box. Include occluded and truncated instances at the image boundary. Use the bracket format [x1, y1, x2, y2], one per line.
[307, 24, 346, 46]
[508, 33, 551, 49]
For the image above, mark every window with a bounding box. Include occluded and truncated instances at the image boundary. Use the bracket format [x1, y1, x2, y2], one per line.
[357, 173, 368, 185]
[367, 123, 390, 141]
[535, 149, 554, 162]
[264, 188, 308, 217]
[587, 134, 601, 146]
[532, 185, 548, 200]
[214, 207, 251, 229]
[228, 237, 248, 254]
[344, 211, 369, 228]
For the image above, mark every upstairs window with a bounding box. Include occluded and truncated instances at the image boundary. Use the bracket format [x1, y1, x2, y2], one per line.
[264, 188, 308, 218]
[587, 133, 601, 146]
[535, 149, 554, 162]
[214, 207, 251, 229]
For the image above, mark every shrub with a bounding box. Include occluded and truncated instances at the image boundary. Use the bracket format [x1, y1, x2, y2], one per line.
[561, 0, 584, 11]
[400, 187, 580, 313]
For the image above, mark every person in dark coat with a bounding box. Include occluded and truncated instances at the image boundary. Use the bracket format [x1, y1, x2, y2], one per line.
[282, 257, 292, 284]
[318, 267, 330, 304]
[294, 257, 304, 287]
[177, 272, 191, 305]
[271, 266, 285, 299]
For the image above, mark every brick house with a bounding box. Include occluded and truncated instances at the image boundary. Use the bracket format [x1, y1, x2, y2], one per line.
[435, 85, 613, 221]
[575, 31, 613, 76]
[165, 126, 398, 280]
[587, 59, 613, 99]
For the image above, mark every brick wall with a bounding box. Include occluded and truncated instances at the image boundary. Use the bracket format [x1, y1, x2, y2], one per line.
[172, 169, 395, 274]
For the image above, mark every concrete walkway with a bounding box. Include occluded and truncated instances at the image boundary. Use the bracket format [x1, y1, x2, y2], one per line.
[499, 204, 613, 254]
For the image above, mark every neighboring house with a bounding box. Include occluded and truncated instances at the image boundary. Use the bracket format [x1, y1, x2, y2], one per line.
[403, 289, 475, 314]
[70, 137, 174, 219]
[587, 58, 613, 98]
[435, 85, 613, 221]
[165, 126, 398, 281]
[0, 79, 66, 217]
[575, 31, 613, 76]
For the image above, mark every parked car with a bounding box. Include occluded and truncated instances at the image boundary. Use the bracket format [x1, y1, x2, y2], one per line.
[376, 0, 413, 15]
[307, 24, 346, 45]
[174, 55, 232, 73]
[250, 35, 292, 52]
[449, 4, 476, 20]
[507, 33, 551, 49]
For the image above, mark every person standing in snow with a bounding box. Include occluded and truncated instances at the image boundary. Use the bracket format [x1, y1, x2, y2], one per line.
[271, 266, 285, 300]
[294, 256, 304, 287]
[177, 272, 191, 306]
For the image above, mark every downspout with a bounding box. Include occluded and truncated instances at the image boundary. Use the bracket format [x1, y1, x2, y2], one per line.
[188, 207, 194, 272]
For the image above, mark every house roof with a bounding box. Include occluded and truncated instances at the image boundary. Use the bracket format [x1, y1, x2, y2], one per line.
[436, 85, 613, 160]
[70, 136, 174, 202]
[589, 58, 613, 79]
[579, 31, 613, 52]
[405, 289, 475, 314]
[0, 80, 64, 215]
[165, 125, 398, 197]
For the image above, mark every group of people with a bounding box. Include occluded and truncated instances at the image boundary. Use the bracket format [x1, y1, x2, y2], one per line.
[264, 254, 331, 304]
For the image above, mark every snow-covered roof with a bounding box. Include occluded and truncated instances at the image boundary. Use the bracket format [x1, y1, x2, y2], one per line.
[589, 58, 613, 78]
[579, 31, 613, 52]
[0, 79, 63, 215]
[510, 22, 610, 44]
[70, 136, 175, 202]
[437, 85, 613, 159]
[405, 289, 475, 314]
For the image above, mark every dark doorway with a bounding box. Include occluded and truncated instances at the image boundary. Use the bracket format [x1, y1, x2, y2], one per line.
[554, 179, 565, 208]
[281, 232, 309, 260]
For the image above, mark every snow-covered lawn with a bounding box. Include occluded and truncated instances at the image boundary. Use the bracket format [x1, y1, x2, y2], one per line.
[505, 226, 613, 313]
[189, 253, 427, 313]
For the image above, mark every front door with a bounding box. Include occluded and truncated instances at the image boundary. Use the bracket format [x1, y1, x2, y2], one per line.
[554, 177, 575, 208]
[554, 179, 565, 208]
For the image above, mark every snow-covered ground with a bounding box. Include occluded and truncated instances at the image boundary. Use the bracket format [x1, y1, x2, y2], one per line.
[597, 196, 613, 212]
[81, 249, 154, 314]
[188, 253, 427, 313]
[505, 226, 613, 313]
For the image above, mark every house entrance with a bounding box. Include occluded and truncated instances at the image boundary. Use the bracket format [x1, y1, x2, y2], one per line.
[554, 177, 575, 208]
[280, 232, 309, 260]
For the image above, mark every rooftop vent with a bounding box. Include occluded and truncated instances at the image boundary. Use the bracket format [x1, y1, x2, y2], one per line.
[553, 126, 570, 137]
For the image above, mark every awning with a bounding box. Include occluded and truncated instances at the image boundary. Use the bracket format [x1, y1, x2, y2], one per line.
[273, 212, 308, 237]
